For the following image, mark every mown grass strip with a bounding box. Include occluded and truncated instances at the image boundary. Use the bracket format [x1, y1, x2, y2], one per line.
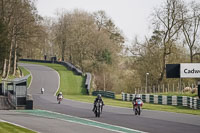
[0, 122, 36, 133]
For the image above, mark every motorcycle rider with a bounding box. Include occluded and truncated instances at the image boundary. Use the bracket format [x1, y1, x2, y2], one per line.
[41, 88, 44, 94]
[132, 94, 142, 108]
[92, 94, 104, 112]
[57, 92, 63, 100]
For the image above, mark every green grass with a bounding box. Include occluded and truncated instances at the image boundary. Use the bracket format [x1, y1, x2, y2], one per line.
[20, 61, 200, 115]
[19, 66, 31, 87]
[150, 92, 198, 97]
[20, 61, 86, 95]
[0, 75, 16, 83]
[65, 94, 200, 115]
[0, 122, 36, 133]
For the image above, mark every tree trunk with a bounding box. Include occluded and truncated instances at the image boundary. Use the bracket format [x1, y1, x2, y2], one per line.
[6, 36, 14, 78]
[2, 59, 7, 78]
[190, 48, 193, 63]
[159, 49, 166, 83]
[61, 41, 65, 61]
[13, 38, 17, 76]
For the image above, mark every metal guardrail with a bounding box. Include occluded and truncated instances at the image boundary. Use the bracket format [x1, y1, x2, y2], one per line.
[122, 93, 200, 109]
[92, 90, 115, 99]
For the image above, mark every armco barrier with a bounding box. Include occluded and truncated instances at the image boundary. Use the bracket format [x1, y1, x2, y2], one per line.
[20, 59, 83, 76]
[92, 90, 115, 99]
[121, 92, 200, 109]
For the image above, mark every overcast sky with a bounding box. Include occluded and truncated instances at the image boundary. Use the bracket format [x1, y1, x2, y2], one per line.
[35, 0, 193, 44]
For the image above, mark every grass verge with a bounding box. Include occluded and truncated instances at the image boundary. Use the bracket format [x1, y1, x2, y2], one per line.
[20, 61, 200, 115]
[0, 122, 36, 133]
[150, 92, 198, 97]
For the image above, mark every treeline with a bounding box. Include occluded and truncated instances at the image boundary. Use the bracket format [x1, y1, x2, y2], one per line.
[127, 0, 200, 93]
[51, 10, 124, 91]
[0, 0, 45, 78]
[1, 0, 200, 93]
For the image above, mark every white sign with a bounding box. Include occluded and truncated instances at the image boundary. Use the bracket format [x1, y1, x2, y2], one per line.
[181, 63, 200, 78]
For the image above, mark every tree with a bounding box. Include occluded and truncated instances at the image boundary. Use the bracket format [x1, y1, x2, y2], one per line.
[51, 9, 124, 91]
[181, 1, 200, 63]
[0, 0, 42, 78]
[152, 0, 184, 83]
[0, 19, 9, 76]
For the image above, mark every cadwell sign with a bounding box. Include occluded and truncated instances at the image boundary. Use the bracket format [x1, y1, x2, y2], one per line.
[181, 63, 200, 78]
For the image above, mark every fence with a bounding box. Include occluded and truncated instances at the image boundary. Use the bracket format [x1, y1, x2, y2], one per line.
[122, 92, 200, 109]
[92, 90, 115, 99]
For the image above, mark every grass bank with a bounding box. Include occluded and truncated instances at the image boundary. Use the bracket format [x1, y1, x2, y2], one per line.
[20, 61, 200, 115]
[0, 122, 36, 133]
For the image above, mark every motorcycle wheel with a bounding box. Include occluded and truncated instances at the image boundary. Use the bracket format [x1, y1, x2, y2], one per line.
[97, 112, 100, 117]
[95, 112, 97, 117]
[135, 108, 137, 115]
[138, 106, 141, 115]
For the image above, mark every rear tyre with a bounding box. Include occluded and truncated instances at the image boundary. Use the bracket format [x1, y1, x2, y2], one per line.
[98, 112, 100, 117]
[95, 111, 98, 117]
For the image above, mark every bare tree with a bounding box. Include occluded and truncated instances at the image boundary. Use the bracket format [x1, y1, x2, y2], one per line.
[153, 0, 184, 83]
[181, 1, 200, 63]
[0, 0, 42, 78]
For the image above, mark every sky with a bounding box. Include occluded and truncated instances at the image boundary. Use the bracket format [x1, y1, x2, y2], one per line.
[35, 0, 190, 44]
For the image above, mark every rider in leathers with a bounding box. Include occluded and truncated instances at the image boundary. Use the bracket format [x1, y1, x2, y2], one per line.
[92, 94, 104, 113]
[132, 94, 142, 109]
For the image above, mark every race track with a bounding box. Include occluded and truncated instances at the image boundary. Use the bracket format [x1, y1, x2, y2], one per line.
[1, 63, 200, 133]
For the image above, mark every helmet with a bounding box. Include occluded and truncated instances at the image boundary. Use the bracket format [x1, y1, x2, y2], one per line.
[97, 94, 101, 98]
[59, 92, 62, 95]
[136, 94, 141, 98]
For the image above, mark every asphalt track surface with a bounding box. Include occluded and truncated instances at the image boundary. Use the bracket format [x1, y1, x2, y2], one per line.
[1, 63, 200, 133]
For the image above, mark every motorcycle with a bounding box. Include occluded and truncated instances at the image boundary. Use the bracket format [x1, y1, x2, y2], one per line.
[57, 95, 63, 104]
[94, 100, 103, 117]
[133, 99, 143, 115]
[41, 88, 44, 94]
